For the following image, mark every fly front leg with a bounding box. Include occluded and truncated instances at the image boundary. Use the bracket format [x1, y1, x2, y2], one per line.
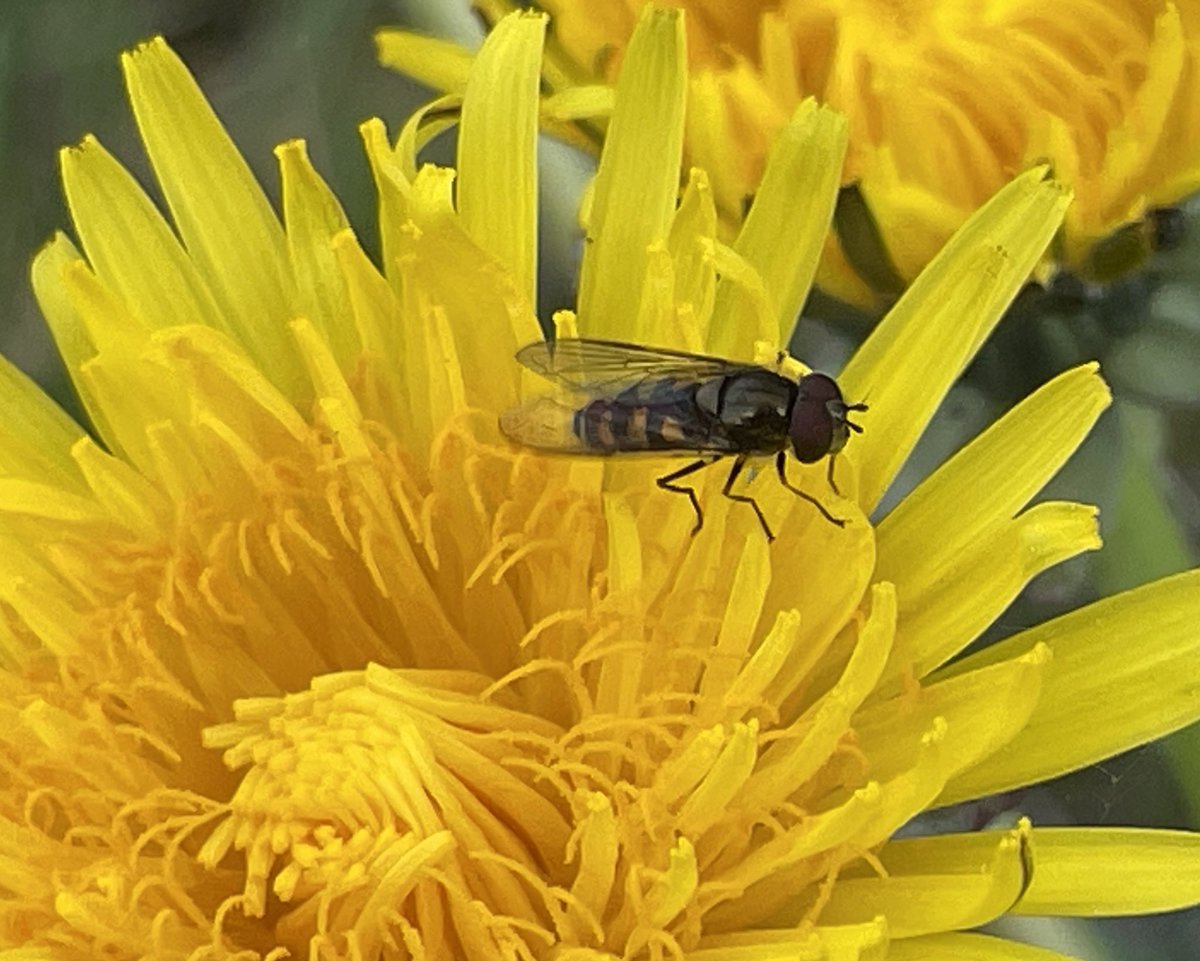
[657, 456, 722, 535]
[777, 450, 847, 528]
[826, 453, 841, 496]
[722, 455, 775, 541]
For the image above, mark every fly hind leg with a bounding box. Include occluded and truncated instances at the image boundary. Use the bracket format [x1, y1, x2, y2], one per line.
[657, 456, 721, 535]
[722, 455, 775, 542]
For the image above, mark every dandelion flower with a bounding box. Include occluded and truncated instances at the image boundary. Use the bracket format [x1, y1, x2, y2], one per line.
[385, 0, 1200, 305]
[6, 8, 1200, 961]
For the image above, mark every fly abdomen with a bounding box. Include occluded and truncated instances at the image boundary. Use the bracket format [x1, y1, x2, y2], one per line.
[574, 399, 629, 451]
[574, 380, 708, 452]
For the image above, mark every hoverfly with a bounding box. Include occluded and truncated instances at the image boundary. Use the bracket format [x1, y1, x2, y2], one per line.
[500, 339, 867, 541]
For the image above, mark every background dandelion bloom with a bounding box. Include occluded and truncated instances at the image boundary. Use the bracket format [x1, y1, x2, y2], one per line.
[4, 8, 1200, 961]
[409, 0, 1200, 305]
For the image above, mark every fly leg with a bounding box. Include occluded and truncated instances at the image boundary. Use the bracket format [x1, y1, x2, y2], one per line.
[722, 455, 775, 542]
[657, 456, 721, 535]
[826, 454, 841, 496]
[777, 450, 847, 528]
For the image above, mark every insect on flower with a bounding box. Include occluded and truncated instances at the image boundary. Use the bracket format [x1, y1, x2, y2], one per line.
[500, 338, 868, 541]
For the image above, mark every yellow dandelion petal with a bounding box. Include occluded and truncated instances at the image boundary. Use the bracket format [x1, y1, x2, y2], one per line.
[1015, 827, 1200, 916]
[544, 81, 616, 127]
[122, 38, 301, 394]
[707, 99, 847, 357]
[874, 363, 1111, 681]
[1063, 3, 1200, 258]
[29, 233, 119, 447]
[331, 227, 409, 427]
[889, 932, 1085, 961]
[938, 570, 1200, 805]
[0, 352, 90, 490]
[840, 168, 1072, 510]
[276, 140, 357, 368]
[758, 10, 801, 107]
[458, 10, 547, 309]
[666, 168, 719, 338]
[577, 6, 686, 335]
[375, 29, 475, 94]
[857, 644, 1050, 789]
[358, 115, 415, 280]
[877, 363, 1111, 582]
[378, 110, 540, 418]
[885, 500, 1101, 684]
[59, 135, 226, 336]
[820, 821, 1032, 936]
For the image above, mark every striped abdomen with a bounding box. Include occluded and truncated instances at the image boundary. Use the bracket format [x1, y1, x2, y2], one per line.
[573, 378, 711, 452]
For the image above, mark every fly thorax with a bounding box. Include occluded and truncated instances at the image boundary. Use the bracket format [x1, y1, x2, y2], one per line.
[695, 369, 795, 448]
[694, 379, 725, 418]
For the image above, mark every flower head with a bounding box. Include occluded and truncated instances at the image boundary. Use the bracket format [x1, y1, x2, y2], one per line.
[5, 8, 1200, 961]
[401, 0, 1200, 305]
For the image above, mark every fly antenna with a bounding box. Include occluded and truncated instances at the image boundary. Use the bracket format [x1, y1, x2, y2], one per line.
[846, 400, 868, 433]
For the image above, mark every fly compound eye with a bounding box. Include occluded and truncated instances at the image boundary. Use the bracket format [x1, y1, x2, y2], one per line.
[789, 372, 841, 463]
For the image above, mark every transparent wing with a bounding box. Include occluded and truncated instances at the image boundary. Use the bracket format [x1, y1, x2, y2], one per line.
[499, 395, 588, 452]
[515, 338, 758, 390]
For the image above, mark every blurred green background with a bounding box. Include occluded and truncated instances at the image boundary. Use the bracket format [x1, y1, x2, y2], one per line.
[1, 2, 1197, 958]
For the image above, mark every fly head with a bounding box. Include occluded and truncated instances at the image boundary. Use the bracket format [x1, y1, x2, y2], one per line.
[789, 372, 868, 463]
